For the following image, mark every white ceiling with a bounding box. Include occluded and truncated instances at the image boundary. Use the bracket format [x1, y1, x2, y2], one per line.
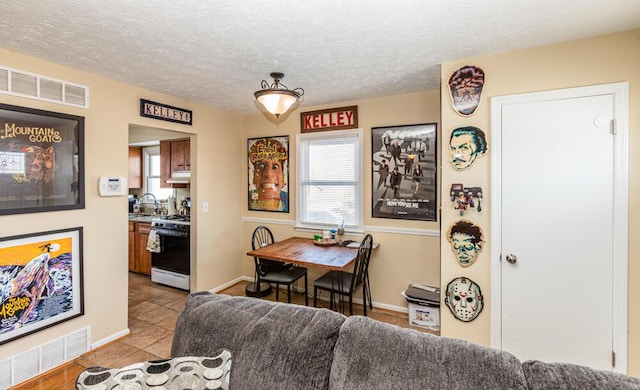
[1, 1, 639, 115]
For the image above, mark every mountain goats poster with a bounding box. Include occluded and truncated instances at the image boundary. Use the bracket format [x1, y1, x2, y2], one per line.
[0, 103, 85, 215]
[0, 227, 83, 344]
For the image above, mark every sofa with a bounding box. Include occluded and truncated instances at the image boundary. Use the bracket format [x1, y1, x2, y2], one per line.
[167, 292, 640, 390]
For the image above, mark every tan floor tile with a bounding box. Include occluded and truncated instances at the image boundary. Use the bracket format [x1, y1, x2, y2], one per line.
[140, 307, 179, 325]
[142, 334, 174, 359]
[129, 300, 163, 319]
[155, 312, 179, 331]
[111, 349, 162, 369]
[120, 323, 171, 350]
[75, 341, 140, 368]
[163, 296, 187, 311]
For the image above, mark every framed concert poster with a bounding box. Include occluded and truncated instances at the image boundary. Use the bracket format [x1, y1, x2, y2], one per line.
[247, 135, 289, 213]
[372, 123, 437, 221]
[0, 227, 84, 345]
[0, 103, 85, 215]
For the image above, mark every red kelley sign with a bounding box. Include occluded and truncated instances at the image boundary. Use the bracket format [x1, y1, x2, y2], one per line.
[300, 105, 358, 133]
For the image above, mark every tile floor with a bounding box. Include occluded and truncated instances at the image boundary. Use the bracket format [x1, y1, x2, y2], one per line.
[13, 272, 436, 388]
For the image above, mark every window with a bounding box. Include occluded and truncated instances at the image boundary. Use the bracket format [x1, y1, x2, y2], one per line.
[0, 151, 25, 175]
[143, 146, 173, 201]
[297, 129, 363, 230]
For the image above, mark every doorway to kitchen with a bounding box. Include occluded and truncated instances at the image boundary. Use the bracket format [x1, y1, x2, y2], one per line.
[127, 123, 195, 315]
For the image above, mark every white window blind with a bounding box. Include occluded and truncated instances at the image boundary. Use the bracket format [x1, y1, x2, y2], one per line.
[144, 146, 173, 200]
[297, 129, 363, 229]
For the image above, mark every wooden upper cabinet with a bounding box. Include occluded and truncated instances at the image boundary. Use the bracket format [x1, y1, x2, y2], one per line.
[160, 138, 190, 188]
[171, 139, 190, 172]
[128, 146, 142, 188]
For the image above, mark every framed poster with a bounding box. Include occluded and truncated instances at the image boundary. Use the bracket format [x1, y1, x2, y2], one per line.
[0, 227, 84, 344]
[0, 103, 85, 215]
[372, 123, 437, 221]
[247, 136, 289, 212]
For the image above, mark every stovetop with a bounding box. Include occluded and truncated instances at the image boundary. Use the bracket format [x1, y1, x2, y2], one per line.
[152, 215, 190, 230]
[159, 215, 190, 222]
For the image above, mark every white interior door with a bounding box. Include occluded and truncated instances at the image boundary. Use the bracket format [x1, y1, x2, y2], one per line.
[493, 85, 628, 372]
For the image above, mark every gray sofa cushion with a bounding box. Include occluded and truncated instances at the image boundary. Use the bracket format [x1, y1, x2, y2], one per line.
[522, 360, 640, 389]
[171, 292, 346, 390]
[330, 316, 528, 390]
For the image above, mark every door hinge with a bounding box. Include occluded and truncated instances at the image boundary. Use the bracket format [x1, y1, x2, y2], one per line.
[610, 119, 616, 135]
[612, 351, 616, 367]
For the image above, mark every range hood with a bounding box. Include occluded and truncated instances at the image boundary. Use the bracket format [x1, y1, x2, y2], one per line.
[166, 171, 190, 184]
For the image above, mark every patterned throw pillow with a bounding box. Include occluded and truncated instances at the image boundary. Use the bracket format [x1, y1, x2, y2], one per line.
[76, 350, 232, 390]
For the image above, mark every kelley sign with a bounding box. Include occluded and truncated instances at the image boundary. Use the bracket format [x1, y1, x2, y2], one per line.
[300, 105, 358, 133]
[140, 99, 193, 125]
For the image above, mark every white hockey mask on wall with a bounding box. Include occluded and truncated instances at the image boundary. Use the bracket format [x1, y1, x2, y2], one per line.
[445, 277, 484, 322]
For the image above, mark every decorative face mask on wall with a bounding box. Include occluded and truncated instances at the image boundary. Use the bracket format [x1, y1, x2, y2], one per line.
[447, 65, 485, 116]
[445, 277, 484, 322]
[448, 126, 488, 171]
[446, 219, 485, 267]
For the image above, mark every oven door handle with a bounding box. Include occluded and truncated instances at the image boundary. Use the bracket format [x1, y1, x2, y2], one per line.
[151, 228, 189, 238]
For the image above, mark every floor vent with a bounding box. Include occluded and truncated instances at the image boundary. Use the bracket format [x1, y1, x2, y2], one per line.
[0, 326, 90, 388]
[0, 65, 89, 109]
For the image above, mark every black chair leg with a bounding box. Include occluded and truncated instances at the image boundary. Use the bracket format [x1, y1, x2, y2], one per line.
[348, 294, 353, 316]
[365, 274, 373, 309]
[304, 274, 308, 306]
[313, 287, 318, 307]
[275, 284, 280, 302]
[363, 288, 367, 317]
[287, 284, 292, 303]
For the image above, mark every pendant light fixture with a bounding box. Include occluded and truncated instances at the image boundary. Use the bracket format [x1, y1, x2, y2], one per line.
[254, 72, 304, 118]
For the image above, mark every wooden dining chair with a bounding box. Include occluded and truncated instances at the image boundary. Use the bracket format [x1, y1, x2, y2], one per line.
[313, 234, 373, 315]
[251, 225, 308, 305]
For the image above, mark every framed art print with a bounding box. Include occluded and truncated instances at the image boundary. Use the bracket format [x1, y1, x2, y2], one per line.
[0, 227, 84, 344]
[247, 135, 289, 212]
[0, 103, 85, 215]
[372, 123, 437, 221]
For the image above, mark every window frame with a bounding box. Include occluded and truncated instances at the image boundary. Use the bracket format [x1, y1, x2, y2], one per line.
[295, 128, 364, 232]
[142, 145, 173, 202]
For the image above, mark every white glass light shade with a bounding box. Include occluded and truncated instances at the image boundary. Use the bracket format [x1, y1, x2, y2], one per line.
[254, 89, 300, 118]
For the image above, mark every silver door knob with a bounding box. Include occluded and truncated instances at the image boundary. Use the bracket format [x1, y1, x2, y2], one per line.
[505, 254, 518, 264]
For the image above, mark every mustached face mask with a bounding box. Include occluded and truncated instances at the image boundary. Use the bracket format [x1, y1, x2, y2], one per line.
[445, 277, 484, 322]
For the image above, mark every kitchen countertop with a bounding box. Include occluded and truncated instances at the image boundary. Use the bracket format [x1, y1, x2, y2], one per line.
[128, 213, 156, 223]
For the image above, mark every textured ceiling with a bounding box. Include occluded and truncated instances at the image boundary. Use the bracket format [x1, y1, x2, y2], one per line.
[1, 1, 639, 115]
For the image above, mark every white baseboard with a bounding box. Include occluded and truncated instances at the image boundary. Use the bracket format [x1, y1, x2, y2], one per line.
[91, 328, 130, 350]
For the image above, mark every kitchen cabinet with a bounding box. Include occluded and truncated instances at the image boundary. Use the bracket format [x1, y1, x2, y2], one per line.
[128, 146, 142, 188]
[171, 139, 190, 172]
[128, 221, 152, 275]
[160, 138, 190, 188]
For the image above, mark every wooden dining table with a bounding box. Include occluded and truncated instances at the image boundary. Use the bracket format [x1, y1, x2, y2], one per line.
[246, 236, 358, 271]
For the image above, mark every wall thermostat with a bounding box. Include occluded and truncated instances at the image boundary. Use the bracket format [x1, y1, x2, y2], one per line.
[99, 176, 127, 196]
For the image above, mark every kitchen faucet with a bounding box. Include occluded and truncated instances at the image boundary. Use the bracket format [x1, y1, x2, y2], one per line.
[140, 193, 158, 214]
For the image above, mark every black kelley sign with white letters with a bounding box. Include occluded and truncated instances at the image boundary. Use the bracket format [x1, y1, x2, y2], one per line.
[140, 99, 193, 125]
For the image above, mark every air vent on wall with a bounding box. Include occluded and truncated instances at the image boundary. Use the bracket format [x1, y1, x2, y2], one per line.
[0, 65, 89, 108]
[0, 326, 90, 388]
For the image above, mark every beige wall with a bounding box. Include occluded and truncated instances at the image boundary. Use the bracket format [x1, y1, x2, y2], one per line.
[439, 29, 640, 375]
[242, 91, 442, 309]
[0, 48, 244, 359]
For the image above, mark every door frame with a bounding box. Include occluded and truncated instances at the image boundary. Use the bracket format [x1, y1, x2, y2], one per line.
[490, 82, 629, 373]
